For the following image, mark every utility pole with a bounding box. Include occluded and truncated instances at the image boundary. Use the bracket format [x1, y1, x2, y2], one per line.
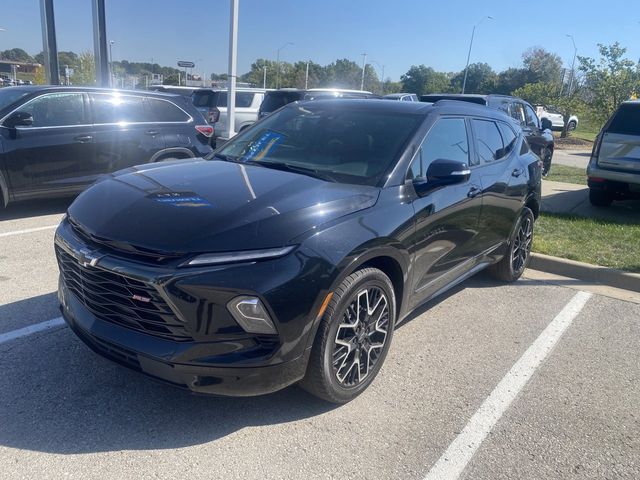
[305, 60, 310, 89]
[263, 65, 267, 89]
[360, 53, 367, 91]
[566, 34, 577, 95]
[462, 16, 492, 94]
[276, 42, 293, 89]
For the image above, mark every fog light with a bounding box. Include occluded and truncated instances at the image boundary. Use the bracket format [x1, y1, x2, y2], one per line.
[227, 296, 277, 334]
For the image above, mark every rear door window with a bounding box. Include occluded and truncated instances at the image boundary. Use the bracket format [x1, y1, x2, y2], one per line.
[19, 92, 87, 127]
[497, 122, 518, 156]
[216, 92, 255, 108]
[472, 119, 505, 163]
[607, 104, 640, 135]
[91, 94, 150, 124]
[147, 98, 191, 122]
[524, 104, 540, 129]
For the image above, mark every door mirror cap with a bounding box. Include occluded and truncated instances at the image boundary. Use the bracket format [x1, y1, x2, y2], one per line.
[413, 159, 471, 197]
[3, 111, 33, 129]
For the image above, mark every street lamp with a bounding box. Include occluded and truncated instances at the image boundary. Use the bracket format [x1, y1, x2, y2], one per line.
[461, 15, 492, 94]
[108, 40, 115, 87]
[370, 60, 385, 94]
[360, 53, 367, 91]
[566, 34, 577, 95]
[276, 42, 293, 89]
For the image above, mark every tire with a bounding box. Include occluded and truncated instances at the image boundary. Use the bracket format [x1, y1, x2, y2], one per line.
[589, 188, 613, 207]
[300, 268, 396, 404]
[567, 120, 577, 131]
[541, 148, 552, 177]
[489, 207, 534, 283]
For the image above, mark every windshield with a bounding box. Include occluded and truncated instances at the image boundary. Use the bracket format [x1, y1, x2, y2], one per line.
[214, 104, 421, 186]
[0, 88, 31, 110]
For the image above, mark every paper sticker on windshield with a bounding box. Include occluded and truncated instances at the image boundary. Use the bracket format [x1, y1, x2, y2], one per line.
[149, 191, 212, 207]
[243, 130, 284, 161]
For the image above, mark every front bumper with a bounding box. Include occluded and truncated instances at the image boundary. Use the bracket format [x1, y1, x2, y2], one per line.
[54, 217, 331, 396]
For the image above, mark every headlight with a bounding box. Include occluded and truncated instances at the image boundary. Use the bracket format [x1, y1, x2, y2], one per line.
[227, 296, 277, 334]
[184, 245, 296, 267]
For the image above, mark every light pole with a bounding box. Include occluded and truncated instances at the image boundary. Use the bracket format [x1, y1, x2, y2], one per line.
[370, 60, 385, 94]
[566, 34, 577, 95]
[276, 42, 293, 89]
[461, 15, 492, 94]
[263, 65, 267, 89]
[108, 40, 114, 87]
[305, 60, 310, 89]
[226, 0, 239, 138]
[360, 53, 367, 91]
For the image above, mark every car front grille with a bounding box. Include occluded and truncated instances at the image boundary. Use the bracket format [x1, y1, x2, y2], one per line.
[56, 245, 191, 342]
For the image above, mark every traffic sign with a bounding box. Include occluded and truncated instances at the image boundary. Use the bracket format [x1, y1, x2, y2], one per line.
[177, 61, 195, 68]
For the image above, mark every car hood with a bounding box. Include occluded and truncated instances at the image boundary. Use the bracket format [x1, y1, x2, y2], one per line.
[67, 159, 379, 255]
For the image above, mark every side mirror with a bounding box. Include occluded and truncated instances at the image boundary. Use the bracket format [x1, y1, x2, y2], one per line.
[413, 159, 471, 197]
[540, 117, 553, 131]
[3, 111, 33, 129]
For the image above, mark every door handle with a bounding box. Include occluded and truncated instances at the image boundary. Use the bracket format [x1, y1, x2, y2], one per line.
[512, 168, 524, 178]
[73, 135, 93, 143]
[145, 130, 159, 136]
[467, 185, 481, 198]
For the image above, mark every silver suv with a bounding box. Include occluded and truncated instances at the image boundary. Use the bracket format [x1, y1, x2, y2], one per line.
[587, 101, 640, 206]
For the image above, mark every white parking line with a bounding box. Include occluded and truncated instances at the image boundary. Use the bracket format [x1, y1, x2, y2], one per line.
[423, 290, 593, 480]
[0, 225, 58, 238]
[0, 317, 65, 345]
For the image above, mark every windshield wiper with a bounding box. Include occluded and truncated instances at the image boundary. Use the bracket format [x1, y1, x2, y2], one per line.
[210, 152, 240, 162]
[245, 160, 334, 181]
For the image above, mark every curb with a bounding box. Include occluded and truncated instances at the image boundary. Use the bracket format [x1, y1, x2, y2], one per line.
[529, 253, 640, 293]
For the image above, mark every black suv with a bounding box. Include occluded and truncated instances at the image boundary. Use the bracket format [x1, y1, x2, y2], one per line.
[56, 99, 541, 403]
[0, 86, 213, 207]
[258, 88, 378, 119]
[420, 94, 555, 175]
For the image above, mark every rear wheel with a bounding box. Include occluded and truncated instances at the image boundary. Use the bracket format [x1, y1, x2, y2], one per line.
[589, 188, 613, 207]
[300, 268, 396, 404]
[567, 120, 577, 131]
[541, 148, 552, 177]
[489, 207, 534, 282]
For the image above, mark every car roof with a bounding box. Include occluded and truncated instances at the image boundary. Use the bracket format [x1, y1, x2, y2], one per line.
[383, 93, 414, 97]
[4, 85, 186, 99]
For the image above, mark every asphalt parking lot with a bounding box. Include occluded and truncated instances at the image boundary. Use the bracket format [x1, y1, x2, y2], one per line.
[1, 200, 639, 480]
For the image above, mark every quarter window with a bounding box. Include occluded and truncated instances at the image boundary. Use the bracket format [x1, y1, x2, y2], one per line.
[407, 118, 470, 179]
[18, 93, 86, 127]
[472, 119, 504, 163]
[524, 104, 540, 129]
[497, 122, 517, 156]
[216, 92, 255, 108]
[147, 98, 190, 122]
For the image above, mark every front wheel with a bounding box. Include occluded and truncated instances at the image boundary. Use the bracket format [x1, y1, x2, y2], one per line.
[489, 207, 534, 282]
[541, 148, 552, 177]
[300, 268, 396, 404]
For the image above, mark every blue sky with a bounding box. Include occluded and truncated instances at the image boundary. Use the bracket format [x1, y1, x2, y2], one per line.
[1, 0, 639, 81]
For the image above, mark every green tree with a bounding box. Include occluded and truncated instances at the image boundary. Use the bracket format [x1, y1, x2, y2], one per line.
[401, 65, 451, 96]
[495, 67, 534, 95]
[522, 47, 563, 84]
[450, 62, 497, 94]
[70, 51, 96, 86]
[0, 48, 34, 63]
[578, 42, 640, 125]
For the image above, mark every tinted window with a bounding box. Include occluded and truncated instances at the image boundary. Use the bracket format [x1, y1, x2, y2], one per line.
[192, 91, 219, 108]
[420, 118, 470, 172]
[497, 122, 517, 156]
[218, 105, 421, 186]
[524, 104, 540, 128]
[608, 104, 640, 135]
[0, 88, 31, 110]
[472, 119, 504, 163]
[216, 92, 255, 108]
[18, 92, 86, 127]
[260, 91, 304, 113]
[402, 96, 413, 102]
[147, 98, 190, 122]
[91, 94, 149, 124]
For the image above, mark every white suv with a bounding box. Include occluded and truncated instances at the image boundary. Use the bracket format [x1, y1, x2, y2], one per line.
[535, 105, 578, 131]
[214, 88, 266, 142]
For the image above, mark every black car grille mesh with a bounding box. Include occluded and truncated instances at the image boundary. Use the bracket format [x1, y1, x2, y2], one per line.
[56, 245, 191, 342]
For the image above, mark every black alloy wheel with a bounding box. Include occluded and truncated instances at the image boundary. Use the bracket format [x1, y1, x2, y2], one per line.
[301, 268, 396, 403]
[489, 207, 535, 282]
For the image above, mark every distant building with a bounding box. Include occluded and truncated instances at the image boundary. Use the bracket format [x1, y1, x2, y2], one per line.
[0, 60, 41, 77]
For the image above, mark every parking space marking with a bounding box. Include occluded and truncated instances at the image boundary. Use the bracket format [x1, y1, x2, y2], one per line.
[423, 290, 592, 480]
[0, 225, 58, 238]
[0, 317, 65, 345]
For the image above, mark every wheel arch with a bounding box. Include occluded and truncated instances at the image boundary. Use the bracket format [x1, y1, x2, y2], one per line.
[149, 147, 195, 163]
[524, 194, 540, 219]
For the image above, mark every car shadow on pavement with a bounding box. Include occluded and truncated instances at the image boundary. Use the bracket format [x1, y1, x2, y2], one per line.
[0, 197, 74, 221]
[0, 322, 335, 455]
[0, 292, 61, 332]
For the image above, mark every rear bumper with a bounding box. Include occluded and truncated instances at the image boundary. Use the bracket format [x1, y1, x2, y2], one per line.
[60, 288, 309, 396]
[587, 164, 640, 199]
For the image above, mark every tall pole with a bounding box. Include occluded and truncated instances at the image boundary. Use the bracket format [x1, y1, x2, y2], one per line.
[566, 34, 577, 95]
[92, 0, 108, 87]
[227, 0, 239, 138]
[462, 16, 492, 94]
[263, 65, 267, 89]
[371, 60, 385, 94]
[40, 0, 60, 84]
[305, 60, 309, 89]
[108, 40, 114, 87]
[360, 53, 367, 91]
[276, 42, 293, 89]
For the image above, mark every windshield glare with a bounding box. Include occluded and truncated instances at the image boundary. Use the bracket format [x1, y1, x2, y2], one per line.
[216, 105, 420, 186]
[0, 89, 31, 111]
